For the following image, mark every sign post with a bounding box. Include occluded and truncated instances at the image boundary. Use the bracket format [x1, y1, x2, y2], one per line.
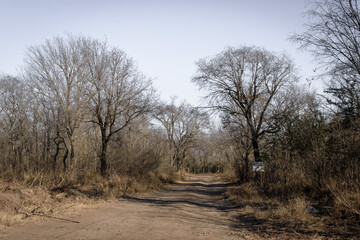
[251, 161, 264, 172]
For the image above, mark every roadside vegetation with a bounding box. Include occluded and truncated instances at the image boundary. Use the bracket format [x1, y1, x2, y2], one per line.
[211, 0, 360, 238]
[0, 36, 197, 228]
[0, 0, 359, 238]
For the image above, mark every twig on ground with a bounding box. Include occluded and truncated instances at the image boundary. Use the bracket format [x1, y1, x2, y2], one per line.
[19, 211, 80, 224]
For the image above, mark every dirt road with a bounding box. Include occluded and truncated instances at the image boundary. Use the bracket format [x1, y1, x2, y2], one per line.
[0, 174, 253, 240]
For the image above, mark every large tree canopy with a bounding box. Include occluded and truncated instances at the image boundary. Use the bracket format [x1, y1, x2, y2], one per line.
[23, 35, 155, 175]
[192, 46, 297, 162]
[291, 0, 360, 120]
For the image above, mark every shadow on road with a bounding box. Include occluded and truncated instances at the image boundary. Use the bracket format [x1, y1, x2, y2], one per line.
[126, 177, 239, 211]
[127, 176, 360, 239]
[126, 196, 239, 211]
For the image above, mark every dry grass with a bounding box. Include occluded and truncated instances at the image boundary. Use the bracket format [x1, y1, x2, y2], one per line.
[0, 169, 178, 230]
[0, 188, 23, 229]
[253, 196, 322, 237]
[326, 181, 360, 216]
[0, 181, 96, 230]
[321, 180, 360, 236]
[223, 176, 360, 239]
[0, 214, 23, 228]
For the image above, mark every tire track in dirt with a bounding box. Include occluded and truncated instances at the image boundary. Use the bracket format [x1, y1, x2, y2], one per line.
[0, 174, 252, 240]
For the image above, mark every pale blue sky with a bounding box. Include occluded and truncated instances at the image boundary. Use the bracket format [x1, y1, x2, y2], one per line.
[0, 0, 318, 105]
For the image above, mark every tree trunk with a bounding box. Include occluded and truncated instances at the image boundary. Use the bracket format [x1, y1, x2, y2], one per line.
[169, 143, 173, 167]
[62, 145, 68, 172]
[252, 137, 261, 162]
[244, 152, 250, 182]
[52, 127, 61, 172]
[70, 138, 75, 161]
[52, 140, 60, 172]
[100, 139, 108, 176]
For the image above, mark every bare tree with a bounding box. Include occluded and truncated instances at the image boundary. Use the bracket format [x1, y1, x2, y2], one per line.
[222, 116, 252, 181]
[154, 101, 209, 170]
[23, 35, 87, 170]
[81, 38, 155, 176]
[0, 75, 30, 170]
[291, 0, 360, 121]
[153, 98, 181, 167]
[111, 117, 164, 179]
[192, 46, 297, 162]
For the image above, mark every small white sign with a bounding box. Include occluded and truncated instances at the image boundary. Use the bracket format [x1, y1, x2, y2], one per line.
[252, 162, 264, 172]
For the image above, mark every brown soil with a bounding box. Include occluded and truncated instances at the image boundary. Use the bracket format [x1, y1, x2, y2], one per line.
[0, 174, 261, 240]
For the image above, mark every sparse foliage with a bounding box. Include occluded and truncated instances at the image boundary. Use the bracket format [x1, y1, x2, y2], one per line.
[192, 46, 297, 164]
[24, 35, 87, 170]
[0, 22, 359, 235]
[291, 0, 360, 121]
[81, 38, 155, 175]
[154, 100, 209, 170]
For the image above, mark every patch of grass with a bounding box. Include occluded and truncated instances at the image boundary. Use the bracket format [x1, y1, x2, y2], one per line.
[0, 213, 23, 228]
[224, 178, 360, 239]
[0, 169, 179, 230]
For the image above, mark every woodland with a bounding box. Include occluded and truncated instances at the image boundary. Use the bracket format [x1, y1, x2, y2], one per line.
[0, 0, 359, 235]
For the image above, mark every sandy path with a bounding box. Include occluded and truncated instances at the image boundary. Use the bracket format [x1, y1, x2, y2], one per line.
[0, 174, 249, 240]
